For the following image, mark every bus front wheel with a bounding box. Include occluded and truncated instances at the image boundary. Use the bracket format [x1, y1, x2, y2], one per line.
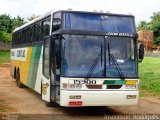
[45, 101, 58, 107]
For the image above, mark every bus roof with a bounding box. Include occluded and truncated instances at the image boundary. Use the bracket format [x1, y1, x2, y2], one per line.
[13, 10, 135, 33]
[13, 10, 53, 33]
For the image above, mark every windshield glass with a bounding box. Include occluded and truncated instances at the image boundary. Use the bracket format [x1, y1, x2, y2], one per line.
[61, 35, 137, 78]
[105, 36, 137, 78]
[61, 35, 104, 77]
[64, 13, 136, 33]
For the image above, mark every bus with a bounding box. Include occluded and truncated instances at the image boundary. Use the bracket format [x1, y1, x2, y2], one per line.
[11, 10, 144, 107]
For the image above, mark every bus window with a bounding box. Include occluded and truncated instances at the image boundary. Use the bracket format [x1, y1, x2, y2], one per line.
[52, 13, 61, 32]
[28, 27, 32, 44]
[43, 17, 51, 37]
[26, 28, 29, 44]
[35, 23, 41, 42]
[43, 37, 50, 78]
[22, 30, 25, 44]
[30, 26, 34, 43]
[18, 32, 20, 45]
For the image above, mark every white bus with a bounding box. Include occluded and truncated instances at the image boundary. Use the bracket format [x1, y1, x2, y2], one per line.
[11, 10, 144, 107]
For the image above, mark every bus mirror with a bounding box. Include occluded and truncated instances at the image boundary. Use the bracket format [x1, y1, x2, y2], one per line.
[139, 43, 144, 61]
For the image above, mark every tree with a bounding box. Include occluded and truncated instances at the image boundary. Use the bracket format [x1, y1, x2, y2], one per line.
[137, 21, 150, 31]
[12, 16, 25, 30]
[149, 12, 160, 45]
[27, 14, 39, 21]
[0, 31, 12, 42]
[0, 14, 12, 33]
[0, 14, 24, 41]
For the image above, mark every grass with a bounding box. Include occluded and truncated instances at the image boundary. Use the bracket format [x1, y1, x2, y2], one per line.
[0, 51, 10, 64]
[139, 57, 160, 97]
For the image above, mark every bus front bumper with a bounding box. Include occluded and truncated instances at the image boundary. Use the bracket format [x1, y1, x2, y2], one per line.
[60, 90, 139, 107]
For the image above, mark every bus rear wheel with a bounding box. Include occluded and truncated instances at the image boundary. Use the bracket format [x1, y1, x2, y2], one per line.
[16, 70, 24, 88]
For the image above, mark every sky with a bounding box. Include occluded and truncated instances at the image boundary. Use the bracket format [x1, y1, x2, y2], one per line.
[0, 0, 159, 24]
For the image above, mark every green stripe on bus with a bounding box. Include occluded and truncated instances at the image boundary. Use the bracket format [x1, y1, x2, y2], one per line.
[103, 80, 125, 85]
[27, 45, 42, 89]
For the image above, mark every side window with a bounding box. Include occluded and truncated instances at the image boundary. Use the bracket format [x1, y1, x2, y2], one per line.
[17, 32, 19, 45]
[52, 13, 61, 32]
[34, 23, 41, 42]
[15, 33, 17, 46]
[22, 30, 25, 44]
[43, 37, 50, 78]
[33, 25, 36, 42]
[43, 17, 51, 37]
[19, 32, 22, 45]
[30, 26, 34, 43]
[28, 27, 32, 43]
[26, 28, 30, 44]
[14, 33, 17, 46]
[12, 33, 14, 46]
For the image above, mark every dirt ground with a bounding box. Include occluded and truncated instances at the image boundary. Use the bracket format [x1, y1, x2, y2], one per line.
[0, 66, 160, 120]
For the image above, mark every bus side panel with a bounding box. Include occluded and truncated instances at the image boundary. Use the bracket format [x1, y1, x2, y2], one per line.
[11, 48, 26, 79]
[11, 45, 43, 94]
[26, 44, 42, 94]
[34, 46, 43, 94]
[21, 47, 32, 85]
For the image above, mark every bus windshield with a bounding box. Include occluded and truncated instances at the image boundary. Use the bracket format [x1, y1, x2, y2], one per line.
[105, 36, 137, 78]
[61, 35, 104, 77]
[61, 35, 138, 78]
[64, 13, 136, 33]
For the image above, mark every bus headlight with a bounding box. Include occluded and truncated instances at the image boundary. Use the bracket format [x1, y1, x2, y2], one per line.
[62, 83, 68, 90]
[75, 84, 82, 89]
[69, 84, 82, 89]
[69, 84, 75, 89]
[125, 85, 136, 89]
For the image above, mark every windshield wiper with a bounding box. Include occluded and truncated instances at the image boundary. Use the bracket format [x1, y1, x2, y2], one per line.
[107, 43, 125, 79]
[86, 43, 102, 79]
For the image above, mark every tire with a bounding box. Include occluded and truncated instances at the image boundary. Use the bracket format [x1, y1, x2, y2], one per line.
[16, 70, 24, 88]
[45, 101, 58, 107]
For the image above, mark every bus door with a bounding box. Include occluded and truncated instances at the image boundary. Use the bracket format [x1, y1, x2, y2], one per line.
[42, 36, 51, 102]
[50, 36, 60, 102]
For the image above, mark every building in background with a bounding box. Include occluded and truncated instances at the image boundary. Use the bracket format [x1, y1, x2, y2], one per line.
[138, 31, 154, 51]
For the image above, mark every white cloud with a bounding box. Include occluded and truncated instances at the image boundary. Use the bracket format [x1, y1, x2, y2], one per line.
[0, 0, 159, 23]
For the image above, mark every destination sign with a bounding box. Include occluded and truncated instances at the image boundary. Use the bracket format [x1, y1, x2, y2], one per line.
[105, 32, 134, 37]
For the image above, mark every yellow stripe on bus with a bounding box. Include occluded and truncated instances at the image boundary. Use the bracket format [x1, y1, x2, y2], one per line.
[21, 47, 32, 85]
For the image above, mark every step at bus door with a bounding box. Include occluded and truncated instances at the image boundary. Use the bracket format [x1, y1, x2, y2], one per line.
[50, 37, 60, 102]
[42, 36, 51, 102]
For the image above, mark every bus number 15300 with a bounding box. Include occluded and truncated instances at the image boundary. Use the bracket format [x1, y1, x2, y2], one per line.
[74, 80, 96, 84]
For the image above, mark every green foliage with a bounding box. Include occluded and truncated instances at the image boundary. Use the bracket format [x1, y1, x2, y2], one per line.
[0, 51, 10, 63]
[154, 36, 160, 45]
[27, 14, 39, 21]
[0, 14, 25, 41]
[139, 57, 160, 96]
[137, 21, 150, 31]
[12, 16, 24, 30]
[150, 12, 160, 45]
[0, 31, 12, 41]
[0, 14, 13, 33]
[137, 12, 160, 45]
